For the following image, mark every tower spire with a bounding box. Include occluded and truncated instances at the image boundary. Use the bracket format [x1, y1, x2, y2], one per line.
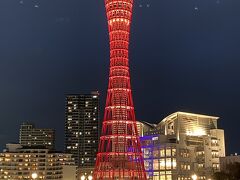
[94, 0, 147, 179]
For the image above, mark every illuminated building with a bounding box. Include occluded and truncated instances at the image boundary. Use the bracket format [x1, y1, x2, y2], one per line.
[137, 121, 157, 137]
[140, 112, 225, 180]
[93, 0, 146, 179]
[57, 153, 77, 180]
[65, 92, 100, 177]
[19, 122, 55, 150]
[0, 144, 77, 180]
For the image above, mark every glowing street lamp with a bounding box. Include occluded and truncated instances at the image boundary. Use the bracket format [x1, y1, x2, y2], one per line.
[81, 175, 86, 180]
[192, 174, 197, 180]
[31, 173, 38, 179]
[88, 175, 93, 180]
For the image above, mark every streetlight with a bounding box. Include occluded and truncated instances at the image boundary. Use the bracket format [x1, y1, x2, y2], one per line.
[88, 175, 93, 180]
[191, 174, 197, 180]
[31, 172, 38, 179]
[81, 175, 86, 180]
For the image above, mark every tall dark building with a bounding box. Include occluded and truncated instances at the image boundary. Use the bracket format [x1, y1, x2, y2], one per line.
[65, 91, 100, 176]
[19, 122, 55, 150]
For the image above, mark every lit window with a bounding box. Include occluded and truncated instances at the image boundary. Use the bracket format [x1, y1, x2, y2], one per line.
[212, 151, 219, 158]
[166, 158, 171, 169]
[198, 163, 204, 168]
[172, 148, 176, 156]
[153, 159, 159, 170]
[160, 149, 165, 157]
[153, 149, 159, 158]
[213, 163, 219, 170]
[159, 159, 165, 170]
[166, 149, 171, 156]
[172, 158, 176, 169]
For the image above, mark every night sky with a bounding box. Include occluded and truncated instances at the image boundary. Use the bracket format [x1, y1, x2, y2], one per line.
[0, 0, 240, 154]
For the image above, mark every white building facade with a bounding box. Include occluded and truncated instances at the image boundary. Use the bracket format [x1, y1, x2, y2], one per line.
[140, 112, 225, 180]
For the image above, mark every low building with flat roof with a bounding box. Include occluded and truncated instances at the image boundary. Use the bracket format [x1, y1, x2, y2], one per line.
[19, 122, 55, 150]
[0, 143, 77, 180]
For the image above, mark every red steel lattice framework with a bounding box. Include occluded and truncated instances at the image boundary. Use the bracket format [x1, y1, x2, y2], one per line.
[94, 0, 147, 179]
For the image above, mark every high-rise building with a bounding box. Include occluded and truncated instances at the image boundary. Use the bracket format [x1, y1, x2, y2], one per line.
[19, 122, 55, 150]
[65, 92, 100, 176]
[93, 0, 147, 179]
[140, 112, 225, 180]
[0, 143, 77, 180]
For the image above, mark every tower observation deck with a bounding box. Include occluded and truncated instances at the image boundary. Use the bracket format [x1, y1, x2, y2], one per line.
[93, 0, 147, 179]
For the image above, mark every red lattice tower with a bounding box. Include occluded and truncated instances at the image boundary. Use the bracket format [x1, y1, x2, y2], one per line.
[94, 0, 146, 179]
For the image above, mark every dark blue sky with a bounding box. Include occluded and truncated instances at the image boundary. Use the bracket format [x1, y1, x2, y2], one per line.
[0, 0, 240, 153]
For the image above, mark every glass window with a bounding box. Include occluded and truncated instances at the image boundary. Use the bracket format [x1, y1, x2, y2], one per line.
[153, 148, 159, 158]
[153, 172, 159, 180]
[160, 175, 166, 180]
[144, 148, 150, 158]
[213, 163, 219, 170]
[166, 149, 171, 156]
[172, 148, 176, 156]
[144, 160, 150, 170]
[166, 158, 171, 169]
[166, 175, 172, 180]
[153, 159, 159, 170]
[160, 159, 165, 170]
[160, 149, 165, 157]
[172, 158, 177, 169]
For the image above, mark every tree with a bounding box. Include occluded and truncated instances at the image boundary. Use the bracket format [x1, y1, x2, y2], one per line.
[214, 162, 240, 180]
[214, 172, 230, 180]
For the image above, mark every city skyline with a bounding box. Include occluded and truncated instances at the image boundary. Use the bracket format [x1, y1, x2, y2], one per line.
[0, 0, 240, 155]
